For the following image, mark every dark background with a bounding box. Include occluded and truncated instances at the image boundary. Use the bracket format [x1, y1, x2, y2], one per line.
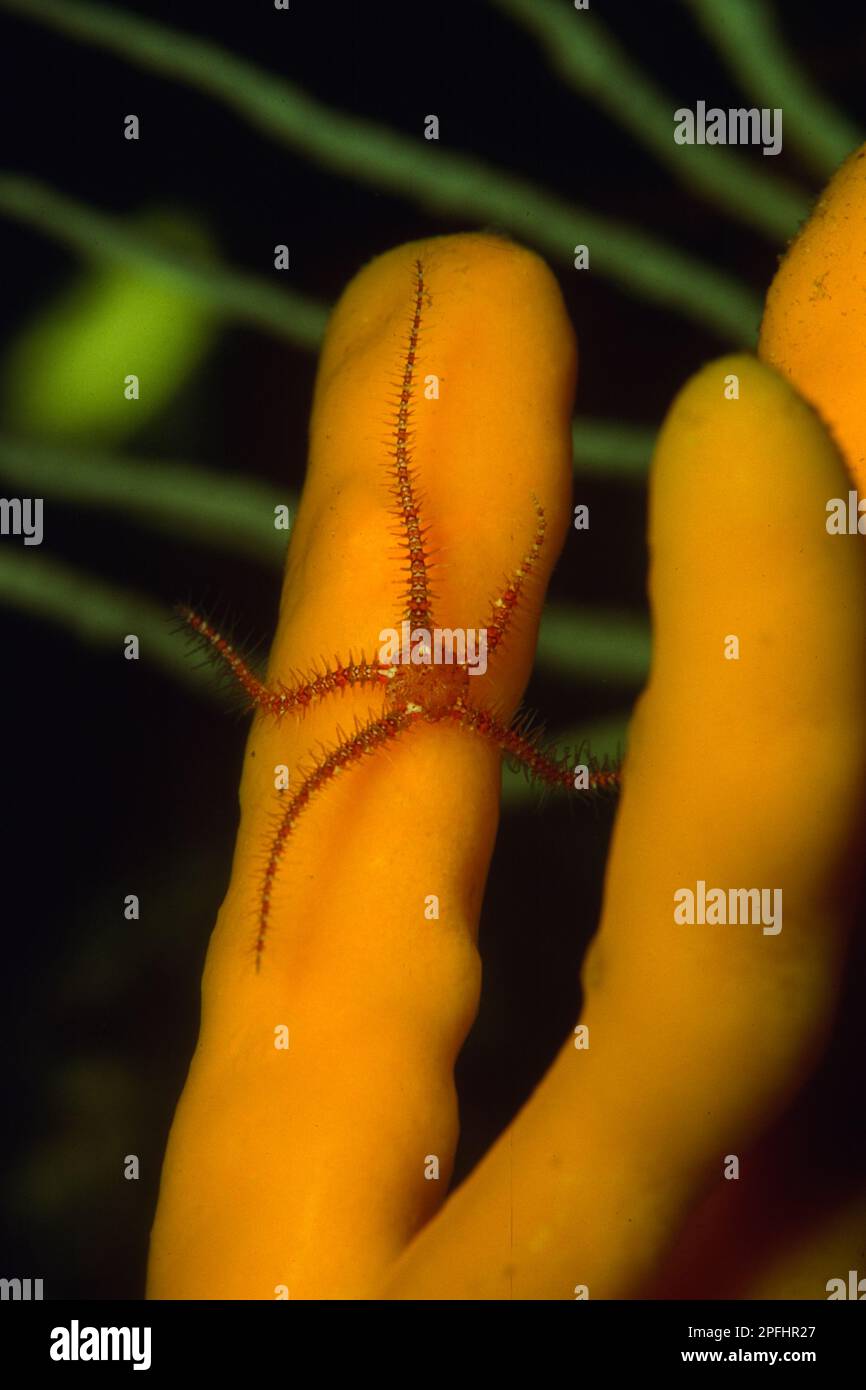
[1, 0, 864, 1298]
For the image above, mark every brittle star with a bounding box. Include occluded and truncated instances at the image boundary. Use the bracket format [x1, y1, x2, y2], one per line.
[179, 259, 620, 969]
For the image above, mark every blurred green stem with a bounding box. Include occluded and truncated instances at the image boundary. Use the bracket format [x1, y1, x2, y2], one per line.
[537, 603, 651, 685]
[572, 420, 655, 478]
[1, 180, 660, 474]
[491, 0, 812, 241]
[0, 174, 328, 349]
[0, 435, 292, 564]
[686, 0, 862, 178]
[0, 0, 760, 342]
[0, 550, 222, 698]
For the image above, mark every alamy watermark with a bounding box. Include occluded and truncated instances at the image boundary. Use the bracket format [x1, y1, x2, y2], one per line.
[674, 880, 783, 935]
[0, 497, 43, 545]
[379, 621, 488, 676]
[674, 102, 782, 156]
[826, 490, 866, 534]
[827, 1270, 866, 1299]
[50, 1320, 151, 1371]
[0, 1276, 43, 1300]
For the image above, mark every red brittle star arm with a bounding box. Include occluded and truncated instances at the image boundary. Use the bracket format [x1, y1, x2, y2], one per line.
[453, 705, 620, 794]
[177, 604, 390, 715]
[477, 498, 547, 658]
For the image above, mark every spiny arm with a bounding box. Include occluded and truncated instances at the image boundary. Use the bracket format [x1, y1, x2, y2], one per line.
[254, 708, 417, 967]
[177, 605, 389, 715]
[477, 499, 547, 658]
[386, 259, 436, 628]
[450, 703, 620, 794]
